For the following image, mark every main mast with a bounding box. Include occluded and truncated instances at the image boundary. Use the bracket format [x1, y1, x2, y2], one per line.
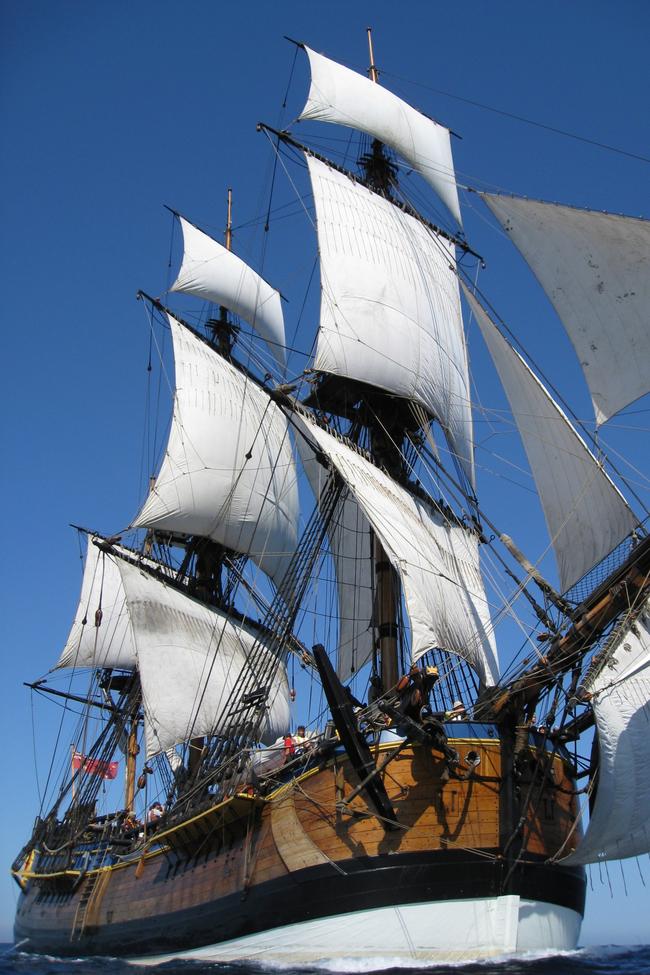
[294, 32, 481, 703]
[363, 28, 400, 695]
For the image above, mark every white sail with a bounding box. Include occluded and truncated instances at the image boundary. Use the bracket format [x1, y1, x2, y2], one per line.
[117, 558, 290, 758]
[56, 538, 137, 671]
[308, 156, 475, 490]
[133, 315, 299, 588]
[171, 216, 286, 370]
[465, 286, 636, 592]
[297, 435, 374, 681]
[482, 193, 650, 425]
[563, 599, 650, 864]
[299, 46, 461, 224]
[294, 414, 499, 686]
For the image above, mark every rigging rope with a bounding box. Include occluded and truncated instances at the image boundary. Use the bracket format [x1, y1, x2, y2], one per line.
[382, 70, 650, 167]
[173, 472, 344, 813]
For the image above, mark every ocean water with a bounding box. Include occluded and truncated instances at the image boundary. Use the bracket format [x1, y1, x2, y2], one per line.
[2, 945, 650, 975]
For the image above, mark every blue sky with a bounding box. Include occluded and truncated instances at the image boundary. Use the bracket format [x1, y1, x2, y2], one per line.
[2, 0, 650, 948]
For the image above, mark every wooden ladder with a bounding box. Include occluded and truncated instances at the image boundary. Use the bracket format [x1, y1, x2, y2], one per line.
[70, 870, 110, 941]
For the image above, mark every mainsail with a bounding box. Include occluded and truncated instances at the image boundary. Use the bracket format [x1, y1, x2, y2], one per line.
[563, 598, 650, 864]
[294, 413, 499, 686]
[117, 558, 290, 757]
[464, 285, 637, 592]
[56, 538, 137, 671]
[308, 155, 475, 489]
[299, 46, 462, 224]
[482, 193, 650, 425]
[171, 216, 286, 371]
[297, 434, 374, 681]
[133, 314, 300, 587]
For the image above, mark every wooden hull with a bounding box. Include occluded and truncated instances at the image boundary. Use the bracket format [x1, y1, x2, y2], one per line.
[13, 731, 586, 961]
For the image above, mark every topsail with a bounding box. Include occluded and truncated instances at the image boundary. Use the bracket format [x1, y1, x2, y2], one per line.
[133, 314, 300, 587]
[171, 216, 286, 371]
[308, 155, 475, 490]
[300, 46, 462, 224]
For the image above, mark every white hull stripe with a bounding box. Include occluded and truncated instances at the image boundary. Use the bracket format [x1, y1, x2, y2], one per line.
[129, 896, 582, 966]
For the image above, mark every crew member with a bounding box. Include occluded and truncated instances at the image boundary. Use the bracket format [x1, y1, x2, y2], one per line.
[293, 725, 312, 756]
[446, 700, 466, 722]
[147, 802, 164, 825]
[396, 664, 439, 722]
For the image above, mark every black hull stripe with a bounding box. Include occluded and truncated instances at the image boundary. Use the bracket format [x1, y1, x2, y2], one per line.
[15, 849, 586, 958]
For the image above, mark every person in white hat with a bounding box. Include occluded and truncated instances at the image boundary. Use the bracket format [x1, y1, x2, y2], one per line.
[447, 700, 466, 721]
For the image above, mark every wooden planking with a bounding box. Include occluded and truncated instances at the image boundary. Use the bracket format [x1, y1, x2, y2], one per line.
[99, 840, 249, 924]
[22, 738, 583, 943]
[521, 752, 582, 858]
[271, 791, 331, 872]
[289, 744, 502, 858]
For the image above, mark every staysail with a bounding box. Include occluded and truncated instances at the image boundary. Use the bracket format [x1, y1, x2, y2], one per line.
[299, 46, 462, 224]
[117, 558, 290, 757]
[294, 413, 499, 686]
[464, 286, 636, 592]
[308, 155, 475, 490]
[563, 598, 650, 864]
[133, 314, 299, 587]
[171, 216, 286, 370]
[482, 193, 650, 425]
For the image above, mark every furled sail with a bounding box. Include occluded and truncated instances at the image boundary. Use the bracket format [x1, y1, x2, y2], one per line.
[464, 286, 636, 592]
[482, 193, 650, 425]
[171, 216, 286, 370]
[297, 435, 374, 681]
[299, 46, 462, 224]
[56, 537, 137, 671]
[308, 155, 475, 490]
[294, 414, 499, 686]
[117, 558, 290, 757]
[133, 314, 300, 587]
[563, 599, 650, 864]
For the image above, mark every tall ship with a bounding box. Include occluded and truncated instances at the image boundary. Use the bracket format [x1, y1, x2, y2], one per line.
[11, 34, 650, 964]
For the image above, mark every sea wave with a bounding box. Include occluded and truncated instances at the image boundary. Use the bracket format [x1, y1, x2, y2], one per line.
[2, 945, 650, 975]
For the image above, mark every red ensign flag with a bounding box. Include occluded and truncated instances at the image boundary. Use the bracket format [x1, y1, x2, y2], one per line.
[72, 752, 119, 780]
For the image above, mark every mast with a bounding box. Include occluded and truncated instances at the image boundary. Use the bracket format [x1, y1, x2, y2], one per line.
[359, 31, 396, 199]
[287, 36, 475, 695]
[124, 717, 139, 811]
[208, 187, 237, 357]
[366, 27, 378, 83]
[225, 185, 232, 251]
[362, 33, 400, 692]
[375, 531, 399, 692]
